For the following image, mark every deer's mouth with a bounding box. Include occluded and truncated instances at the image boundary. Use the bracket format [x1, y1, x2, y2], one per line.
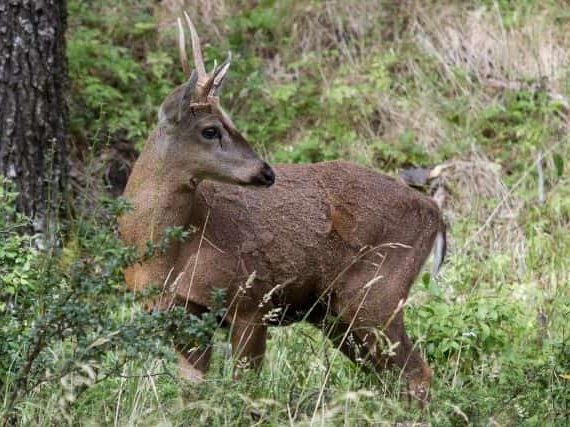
[248, 163, 275, 187]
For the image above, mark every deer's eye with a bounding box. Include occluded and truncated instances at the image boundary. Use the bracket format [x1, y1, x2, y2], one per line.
[201, 127, 220, 140]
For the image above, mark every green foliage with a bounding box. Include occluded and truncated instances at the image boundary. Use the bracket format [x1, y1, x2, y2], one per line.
[0, 182, 225, 424]
[462, 89, 566, 179]
[0, 181, 143, 420]
[4, 0, 570, 424]
[411, 284, 524, 371]
[166, 289, 227, 351]
[273, 127, 356, 164]
[371, 131, 431, 170]
[0, 182, 36, 312]
[406, 249, 570, 424]
[67, 0, 176, 146]
[142, 224, 195, 261]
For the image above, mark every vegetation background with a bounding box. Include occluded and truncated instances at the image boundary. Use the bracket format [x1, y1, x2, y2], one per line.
[1, 0, 569, 425]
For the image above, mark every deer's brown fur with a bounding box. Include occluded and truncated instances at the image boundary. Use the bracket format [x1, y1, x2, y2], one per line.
[119, 15, 445, 407]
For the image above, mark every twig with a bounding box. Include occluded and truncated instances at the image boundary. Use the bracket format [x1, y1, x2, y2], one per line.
[115, 371, 175, 380]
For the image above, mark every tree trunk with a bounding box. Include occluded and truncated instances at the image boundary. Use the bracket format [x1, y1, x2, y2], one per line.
[0, 0, 68, 233]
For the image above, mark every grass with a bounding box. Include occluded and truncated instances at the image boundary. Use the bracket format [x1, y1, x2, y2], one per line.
[2, 0, 570, 425]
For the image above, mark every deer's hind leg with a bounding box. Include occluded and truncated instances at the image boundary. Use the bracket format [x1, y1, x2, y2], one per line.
[229, 315, 267, 375]
[371, 312, 432, 406]
[307, 303, 372, 370]
[331, 246, 432, 406]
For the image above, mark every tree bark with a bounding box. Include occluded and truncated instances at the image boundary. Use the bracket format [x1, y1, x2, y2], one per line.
[0, 0, 68, 233]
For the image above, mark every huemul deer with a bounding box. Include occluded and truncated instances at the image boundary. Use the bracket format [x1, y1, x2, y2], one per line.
[119, 14, 446, 406]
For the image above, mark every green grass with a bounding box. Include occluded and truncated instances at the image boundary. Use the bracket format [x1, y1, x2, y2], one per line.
[2, 0, 570, 425]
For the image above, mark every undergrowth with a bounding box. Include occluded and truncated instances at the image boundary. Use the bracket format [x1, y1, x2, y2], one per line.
[1, 0, 569, 425]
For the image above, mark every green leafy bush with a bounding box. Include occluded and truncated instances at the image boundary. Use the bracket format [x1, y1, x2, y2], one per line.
[410, 278, 525, 373]
[0, 180, 225, 424]
[67, 0, 176, 147]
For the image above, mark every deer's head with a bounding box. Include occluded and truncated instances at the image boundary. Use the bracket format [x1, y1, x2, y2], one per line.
[156, 13, 274, 187]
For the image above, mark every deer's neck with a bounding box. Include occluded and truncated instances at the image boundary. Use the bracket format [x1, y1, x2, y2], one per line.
[120, 129, 198, 253]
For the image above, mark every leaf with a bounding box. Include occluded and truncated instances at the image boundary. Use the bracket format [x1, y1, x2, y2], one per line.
[133, 21, 155, 34]
[480, 323, 491, 340]
[553, 153, 564, 177]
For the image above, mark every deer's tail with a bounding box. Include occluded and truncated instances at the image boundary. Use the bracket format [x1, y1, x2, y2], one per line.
[432, 222, 447, 278]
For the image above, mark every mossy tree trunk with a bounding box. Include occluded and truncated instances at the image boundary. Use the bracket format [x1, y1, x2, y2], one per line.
[0, 0, 68, 233]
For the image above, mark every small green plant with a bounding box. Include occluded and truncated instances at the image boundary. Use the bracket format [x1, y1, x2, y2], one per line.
[0, 181, 224, 424]
[464, 89, 566, 178]
[410, 277, 525, 373]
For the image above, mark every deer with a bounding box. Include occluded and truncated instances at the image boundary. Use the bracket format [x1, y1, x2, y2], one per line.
[118, 13, 446, 407]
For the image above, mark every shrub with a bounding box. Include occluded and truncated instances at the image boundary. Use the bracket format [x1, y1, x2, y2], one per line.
[0, 180, 224, 424]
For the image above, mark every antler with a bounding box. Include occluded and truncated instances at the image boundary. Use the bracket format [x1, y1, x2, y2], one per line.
[183, 11, 207, 80]
[177, 12, 232, 103]
[177, 17, 190, 76]
[201, 52, 231, 99]
[177, 13, 207, 86]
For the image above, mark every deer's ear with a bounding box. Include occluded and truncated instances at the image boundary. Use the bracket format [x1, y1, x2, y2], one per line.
[158, 71, 199, 126]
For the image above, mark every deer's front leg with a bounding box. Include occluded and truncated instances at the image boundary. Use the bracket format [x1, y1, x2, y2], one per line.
[170, 301, 214, 382]
[230, 317, 267, 374]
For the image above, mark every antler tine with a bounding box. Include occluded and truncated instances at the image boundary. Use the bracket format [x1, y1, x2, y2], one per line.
[211, 52, 231, 91]
[177, 18, 190, 76]
[203, 51, 232, 99]
[183, 11, 207, 79]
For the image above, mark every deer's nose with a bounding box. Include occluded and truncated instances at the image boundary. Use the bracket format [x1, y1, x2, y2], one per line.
[260, 162, 275, 187]
[261, 163, 275, 187]
[251, 162, 275, 187]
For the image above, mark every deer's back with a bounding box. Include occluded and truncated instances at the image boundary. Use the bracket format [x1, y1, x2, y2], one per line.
[182, 161, 441, 310]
